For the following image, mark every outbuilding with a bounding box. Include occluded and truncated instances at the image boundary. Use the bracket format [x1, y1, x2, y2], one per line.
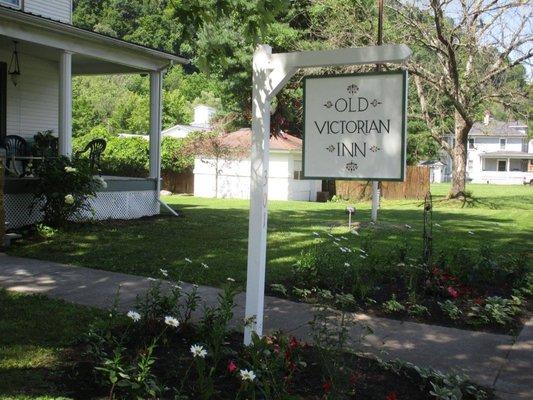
[193, 128, 322, 201]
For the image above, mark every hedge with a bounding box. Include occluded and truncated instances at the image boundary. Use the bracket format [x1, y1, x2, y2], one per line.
[73, 126, 194, 177]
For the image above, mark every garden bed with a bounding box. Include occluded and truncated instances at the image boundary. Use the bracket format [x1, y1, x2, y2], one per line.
[268, 229, 532, 335]
[52, 281, 492, 400]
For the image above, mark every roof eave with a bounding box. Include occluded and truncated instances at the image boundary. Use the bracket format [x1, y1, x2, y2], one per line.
[0, 6, 189, 65]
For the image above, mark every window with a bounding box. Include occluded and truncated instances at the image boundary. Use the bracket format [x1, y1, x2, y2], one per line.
[497, 160, 507, 172]
[499, 138, 506, 150]
[468, 138, 475, 149]
[0, 0, 21, 8]
[293, 159, 303, 180]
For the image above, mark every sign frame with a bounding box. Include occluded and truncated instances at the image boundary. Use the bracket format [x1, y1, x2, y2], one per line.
[302, 69, 408, 182]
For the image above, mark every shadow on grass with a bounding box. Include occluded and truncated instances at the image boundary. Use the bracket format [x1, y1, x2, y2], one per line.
[0, 290, 107, 398]
[9, 199, 532, 288]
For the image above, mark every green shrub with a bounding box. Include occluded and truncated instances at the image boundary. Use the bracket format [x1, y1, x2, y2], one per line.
[32, 157, 101, 227]
[73, 128, 195, 177]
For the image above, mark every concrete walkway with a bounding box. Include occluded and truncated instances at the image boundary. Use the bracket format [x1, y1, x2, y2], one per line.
[0, 253, 531, 399]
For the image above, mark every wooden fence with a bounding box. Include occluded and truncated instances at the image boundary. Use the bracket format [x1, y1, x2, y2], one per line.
[161, 169, 194, 194]
[335, 166, 430, 200]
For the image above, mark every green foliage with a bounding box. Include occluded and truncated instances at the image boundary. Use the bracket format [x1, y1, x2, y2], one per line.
[438, 300, 462, 321]
[467, 296, 523, 326]
[32, 157, 101, 227]
[382, 295, 405, 314]
[73, 129, 194, 177]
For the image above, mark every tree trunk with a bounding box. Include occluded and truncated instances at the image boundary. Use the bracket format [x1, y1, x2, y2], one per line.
[449, 112, 472, 198]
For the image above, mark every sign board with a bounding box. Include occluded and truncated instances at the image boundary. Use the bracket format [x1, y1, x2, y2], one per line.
[303, 70, 407, 180]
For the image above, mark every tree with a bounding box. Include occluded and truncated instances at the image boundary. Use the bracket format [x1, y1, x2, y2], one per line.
[185, 131, 247, 198]
[390, 0, 532, 197]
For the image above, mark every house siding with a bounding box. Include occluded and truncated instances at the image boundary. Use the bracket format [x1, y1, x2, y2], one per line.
[0, 48, 58, 139]
[24, 0, 72, 24]
[193, 152, 321, 201]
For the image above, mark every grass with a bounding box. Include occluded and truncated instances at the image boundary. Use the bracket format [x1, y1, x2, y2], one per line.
[0, 289, 110, 399]
[8, 184, 533, 288]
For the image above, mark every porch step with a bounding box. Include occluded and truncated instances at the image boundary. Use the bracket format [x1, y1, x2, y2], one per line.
[3, 233, 22, 248]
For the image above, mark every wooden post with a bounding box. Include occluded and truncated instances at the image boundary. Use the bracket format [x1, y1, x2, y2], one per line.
[149, 70, 163, 197]
[371, 0, 385, 223]
[58, 51, 72, 157]
[243, 44, 411, 345]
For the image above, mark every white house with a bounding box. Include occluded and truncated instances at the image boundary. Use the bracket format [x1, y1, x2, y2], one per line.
[161, 104, 215, 138]
[0, 0, 188, 227]
[439, 113, 532, 185]
[194, 128, 322, 201]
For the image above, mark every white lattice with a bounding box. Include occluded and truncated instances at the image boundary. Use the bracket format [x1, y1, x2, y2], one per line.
[4, 194, 42, 229]
[5, 191, 160, 229]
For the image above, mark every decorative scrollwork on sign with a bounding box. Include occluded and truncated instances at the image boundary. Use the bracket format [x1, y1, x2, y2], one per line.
[324, 100, 333, 109]
[346, 84, 359, 95]
[346, 162, 358, 172]
[326, 145, 335, 152]
[370, 99, 382, 107]
[370, 145, 381, 152]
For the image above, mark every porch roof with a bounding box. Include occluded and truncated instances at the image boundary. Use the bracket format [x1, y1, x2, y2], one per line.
[480, 151, 533, 159]
[0, 5, 188, 74]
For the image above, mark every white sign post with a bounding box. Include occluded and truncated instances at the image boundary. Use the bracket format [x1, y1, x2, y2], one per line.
[244, 44, 411, 345]
[303, 72, 407, 180]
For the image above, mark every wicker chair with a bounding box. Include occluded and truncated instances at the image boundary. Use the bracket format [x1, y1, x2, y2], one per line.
[75, 138, 106, 173]
[4, 135, 28, 176]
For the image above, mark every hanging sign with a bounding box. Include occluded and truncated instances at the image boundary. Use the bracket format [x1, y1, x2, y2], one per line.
[303, 70, 407, 180]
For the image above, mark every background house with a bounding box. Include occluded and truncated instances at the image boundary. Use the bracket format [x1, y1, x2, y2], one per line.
[161, 104, 215, 138]
[194, 128, 322, 201]
[438, 113, 532, 184]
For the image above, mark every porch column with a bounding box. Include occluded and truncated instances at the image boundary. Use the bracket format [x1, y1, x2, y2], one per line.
[58, 51, 73, 157]
[149, 70, 163, 193]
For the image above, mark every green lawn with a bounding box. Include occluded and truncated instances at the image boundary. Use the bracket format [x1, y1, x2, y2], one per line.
[8, 184, 533, 288]
[0, 289, 110, 399]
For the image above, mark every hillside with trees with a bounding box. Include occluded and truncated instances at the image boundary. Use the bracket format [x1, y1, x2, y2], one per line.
[71, 0, 531, 194]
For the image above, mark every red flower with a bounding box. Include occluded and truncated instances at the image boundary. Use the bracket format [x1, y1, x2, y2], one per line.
[322, 380, 332, 393]
[473, 297, 484, 305]
[227, 360, 237, 373]
[385, 392, 398, 400]
[289, 336, 300, 349]
[288, 361, 296, 372]
[273, 344, 281, 355]
[447, 286, 459, 299]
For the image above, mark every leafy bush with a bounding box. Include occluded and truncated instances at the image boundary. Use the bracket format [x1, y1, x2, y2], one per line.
[32, 157, 102, 227]
[73, 127, 194, 177]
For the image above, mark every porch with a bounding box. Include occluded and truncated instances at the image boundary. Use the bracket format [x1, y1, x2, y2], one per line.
[0, 6, 188, 228]
[4, 176, 158, 228]
[477, 152, 533, 184]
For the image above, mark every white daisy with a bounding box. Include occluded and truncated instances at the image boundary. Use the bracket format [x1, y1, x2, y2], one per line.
[201, 263, 209, 269]
[227, 277, 235, 282]
[239, 369, 256, 382]
[435, 223, 441, 227]
[190, 344, 207, 358]
[344, 262, 351, 267]
[405, 224, 412, 229]
[468, 231, 475, 235]
[160, 268, 168, 277]
[164, 316, 180, 328]
[313, 232, 320, 236]
[351, 230, 359, 236]
[185, 258, 192, 263]
[127, 310, 141, 322]
[360, 254, 367, 259]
